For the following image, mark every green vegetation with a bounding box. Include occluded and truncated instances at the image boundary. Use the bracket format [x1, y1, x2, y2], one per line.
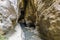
[0, 35, 7, 40]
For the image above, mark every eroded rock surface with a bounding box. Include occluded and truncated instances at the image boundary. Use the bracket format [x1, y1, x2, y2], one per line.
[0, 0, 25, 40]
[0, 0, 17, 34]
[19, 0, 60, 40]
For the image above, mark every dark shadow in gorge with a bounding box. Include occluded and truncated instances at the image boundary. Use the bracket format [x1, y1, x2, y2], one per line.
[18, 0, 28, 27]
[18, 0, 35, 29]
[18, 0, 28, 20]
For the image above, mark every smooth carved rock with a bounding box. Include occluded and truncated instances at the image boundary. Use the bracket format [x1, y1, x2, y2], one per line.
[0, 0, 25, 40]
[0, 0, 17, 34]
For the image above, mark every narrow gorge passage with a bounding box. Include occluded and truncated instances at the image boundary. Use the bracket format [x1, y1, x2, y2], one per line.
[20, 23, 42, 40]
[0, 0, 60, 40]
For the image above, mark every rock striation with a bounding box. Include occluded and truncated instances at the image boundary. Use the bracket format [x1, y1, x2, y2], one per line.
[19, 0, 60, 40]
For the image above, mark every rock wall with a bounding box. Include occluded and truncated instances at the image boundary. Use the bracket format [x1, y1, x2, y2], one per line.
[0, 0, 17, 34]
[19, 0, 60, 40]
[37, 1, 60, 40]
[0, 0, 25, 40]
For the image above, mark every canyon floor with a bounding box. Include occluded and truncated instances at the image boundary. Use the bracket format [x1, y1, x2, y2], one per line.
[20, 23, 42, 40]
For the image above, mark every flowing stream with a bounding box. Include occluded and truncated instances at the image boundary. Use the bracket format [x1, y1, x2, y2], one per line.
[0, 0, 42, 40]
[20, 23, 42, 40]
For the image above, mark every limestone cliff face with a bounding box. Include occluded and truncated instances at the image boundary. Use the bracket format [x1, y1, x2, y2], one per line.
[0, 0, 21, 35]
[19, 0, 60, 40]
[0, 0, 25, 40]
[0, 0, 17, 34]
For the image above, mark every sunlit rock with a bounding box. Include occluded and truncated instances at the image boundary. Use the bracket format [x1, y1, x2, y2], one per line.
[0, 0, 25, 40]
